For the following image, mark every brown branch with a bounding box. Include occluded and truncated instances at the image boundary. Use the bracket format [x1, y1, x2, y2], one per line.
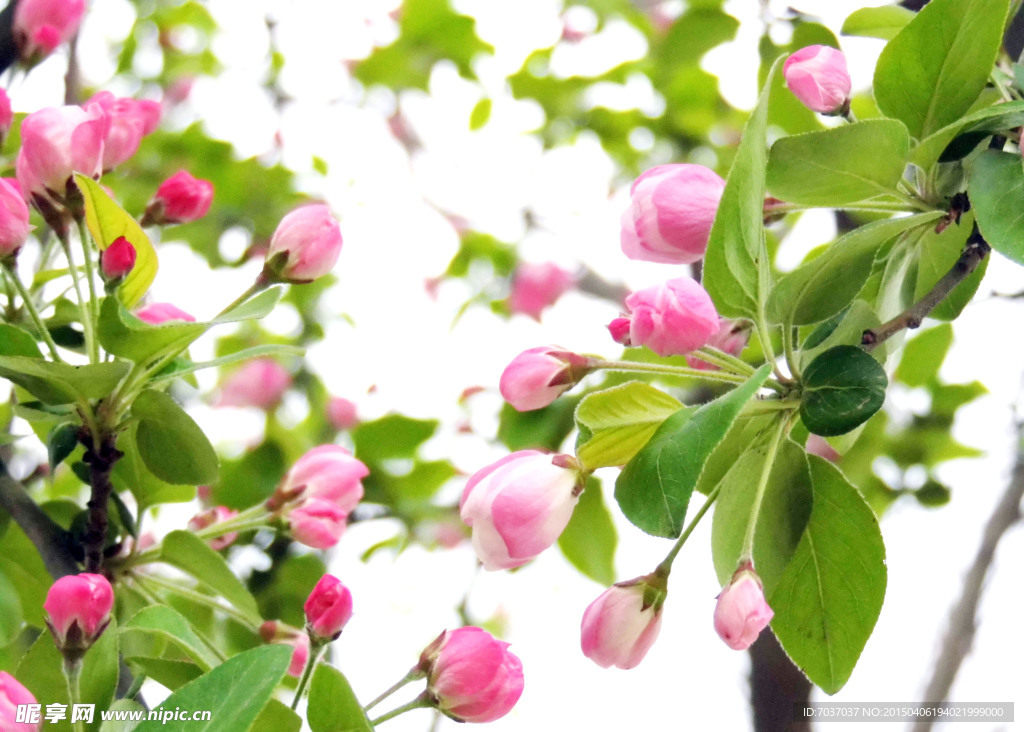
[575, 267, 630, 306]
[82, 430, 121, 573]
[749, 629, 812, 732]
[862, 224, 989, 351]
[909, 425, 1024, 732]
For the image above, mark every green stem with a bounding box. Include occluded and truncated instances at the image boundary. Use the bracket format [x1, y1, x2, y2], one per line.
[1, 261, 63, 360]
[365, 669, 423, 712]
[64, 659, 84, 732]
[586, 358, 747, 386]
[656, 483, 722, 576]
[57, 230, 98, 363]
[75, 217, 100, 340]
[755, 314, 782, 381]
[782, 324, 800, 381]
[135, 571, 261, 630]
[693, 346, 755, 376]
[742, 398, 801, 415]
[887, 188, 933, 213]
[764, 201, 918, 216]
[290, 641, 326, 710]
[740, 417, 787, 560]
[216, 277, 271, 320]
[370, 693, 433, 726]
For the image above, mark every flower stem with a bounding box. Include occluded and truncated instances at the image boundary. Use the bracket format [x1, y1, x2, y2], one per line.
[369, 693, 433, 726]
[63, 659, 84, 732]
[740, 417, 787, 561]
[133, 571, 261, 630]
[694, 346, 755, 376]
[365, 669, 423, 712]
[290, 639, 326, 711]
[75, 217, 100, 335]
[585, 358, 747, 385]
[57, 230, 98, 363]
[1, 261, 63, 360]
[656, 483, 722, 577]
[782, 324, 800, 381]
[215, 276, 271, 320]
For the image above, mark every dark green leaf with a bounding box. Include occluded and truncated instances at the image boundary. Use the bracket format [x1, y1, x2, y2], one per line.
[48, 423, 80, 473]
[558, 477, 617, 585]
[112, 423, 196, 509]
[841, 6, 915, 40]
[915, 480, 952, 507]
[800, 346, 888, 436]
[307, 663, 374, 732]
[0, 357, 130, 405]
[159, 530, 261, 623]
[913, 100, 1024, 169]
[132, 389, 219, 485]
[969, 150, 1024, 265]
[574, 382, 683, 469]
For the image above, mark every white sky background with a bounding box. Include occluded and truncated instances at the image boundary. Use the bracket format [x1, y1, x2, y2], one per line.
[8, 0, 1024, 730]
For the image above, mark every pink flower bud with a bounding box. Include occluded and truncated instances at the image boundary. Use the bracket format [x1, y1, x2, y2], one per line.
[0, 671, 40, 731]
[13, 0, 85, 64]
[326, 396, 359, 430]
[610, 277, 719, 357]
[0, 178, 31, 260]
[784, 45, 852, 115]
[100, 236, 136, 281]
[265, 204, 343, 283]
[508, 262, 575, 320]
[620, 164, 725, 264]
[685, 318, 748, 370]
[580, 580, 664, 669]
[87, 93, 161, 170]
[134, 302, 196, 324]
[279, 445, 367, 512]
[304, 574, 353, 642]
[499, 346, 589, 412]
[0, 89, 12, 141]
[289, 498, 349, 550]
[284, 631, 310, 677]
[607, 316, 631, 346]
[216, 359, 291, 410]
[187, 506, 239, 551]
[15, 104, 108, 206]
[713, 567, 774, 651]
[424, 627, 524, 723]
[147, 170, 214, 225]
[460, 450, 581, 571]
[43, 573, 114, 655]
[805, 434, 841, 463]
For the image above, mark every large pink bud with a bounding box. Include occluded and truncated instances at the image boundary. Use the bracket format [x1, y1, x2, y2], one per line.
[610, 277, 719, 357]
[621, 164, 725, 264]
[100, 236, 137, 281]
[0, 671, 41, 730]
[713, 566, 774, 651]
[499, 346, 590, 412]
[423, 627, 524, 723]
[784, 45, 852, 115]
[289, 498, 349, 550]
[265, 204, 342, 283]
[304, 574, 353, 642]
[43, 573, 114, 657]
[580, 579, 664, 669]
[216, 359, 291, 410]
[13, 0, 85, 64]
[15, 104, 107, 209]
[460, 450, 582, 571]
[146, 170, 214, 225]
[279, 444, 367, 513]
[87, 92, 161, 170]
[508, 262, 575, 320]
[685, 318, 748, 370]
[134, 302, 196, 324]
[0, 178, 31, 260]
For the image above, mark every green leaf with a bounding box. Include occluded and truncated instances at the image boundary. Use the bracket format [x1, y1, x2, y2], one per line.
[969, 150, 1024, 266]
[574, 382, 684, 469]
[133, 645, 291, 732]
[841, 6, 915, 40]
[912, 100, 1024, 169]
[212, 287, 285, 324]
[48, 422, 80, 472]
[0, 569, 24, 646]
[152, 344, 305, 384]
[121, 605, 220, 672]
[912, 214, 987, 320]
[132, 389, 219, 485]
[895, 324, 954, 387]
[800, 346, 888, 437]
[695, 414, 776, 495]
[768, 212, 942, 326]
[873, 0, 1009, 139]
[125, 657, 202, 692]
[770, 456, 887, 694]
[99, 699, 147, 732]
[615, 365, 772, 538]
[75, 174, 158, 307]
[0, 356, 130, 405]
[469, 98, 492, 130]
[251, 699, 301, 732]
[711, 436, 813, 595]
[352, 414, 437, 461]
[98, 296, 204, 365]
[766, 121, 911, 206]
[307, 663, 374, 732]
[0, 323, 44, 357]
[159, 530, 261, 622]
[112, 424, 196, 509]
[557, 477, 617, 585]
[0, 521, 50, 628]
[704, 58, 782, 318]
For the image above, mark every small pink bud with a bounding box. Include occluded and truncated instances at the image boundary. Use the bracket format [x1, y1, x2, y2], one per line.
[685, 318, 748, 370]
[283, 632, 310, 677]
[580, 580, 664, 669]
[621, 164, 725, 264]
[0, 671, 40, 731]
[187, 506, 239, 551]
[0, 178, 31, 260]
[713, 567, 774, 651]
[100, 236, 137, 281]
[784, 45, 852, 115]
[508, 262, 575, 320]
[278, 445, 367, 512]
[607, 317, 631, 346]
[216, 359, 291, 410]
[265, 204, 343, 283]
[13, 0, 86, 64]
[289, 498, 349, 550]
[43, 573, 114, 658]
[610, 277, 720, 357]
[134, 302, 196, 324]
[805, 434, 841, 463]
[499, 346, 589, 412]
[304, 574, 353, 642]
[424, 627, 524, 723]
[460, 450, 581, 571]
[146, 170, 213, 225]
[326, 396, 359, 430]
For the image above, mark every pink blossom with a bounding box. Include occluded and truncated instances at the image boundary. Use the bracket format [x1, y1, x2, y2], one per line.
[424, 627, 524, 723]
[147, 170, 214, 225]
[0, 671, 40, 731]
[100, 236, 136, 281]
[805, 435, 841, 463]
[685, 318, 748, 370]
[304, 574, 353, 641]
[217, 359, 291, 410]
[784, 45, 852, 115]
[621, 164, 725, 264]
[0, 178, 31, 259]
[508, 262, 575, 320]
[460, 450, 581, 571]
[581, 581, 663, 669]
[265, 204, 343, 283]
[87, 92, 161, 170]
[326, 396, 359, 430]
[499, 346, 589, 412]
[284, 632, 310, 677]
[0, 89, 12, 141]
[609, 277, 719, 357]
[187, 506, 239, 551]
[15, 104, 108, 206]
[43, 573, 114, 651]
[290, 498, 349, 550]
[134, 302, 196, 324]
[13, 0, 85, 63]
[714, 567, 774, 651]
[279, 445, 367, 513]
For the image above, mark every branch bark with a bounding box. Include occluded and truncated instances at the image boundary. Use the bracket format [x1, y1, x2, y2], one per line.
[749, 629, 812, 732]
[0, 457, 79, 578]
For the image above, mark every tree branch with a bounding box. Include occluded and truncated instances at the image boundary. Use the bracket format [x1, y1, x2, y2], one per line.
[0, 1, 19, 75]
[862, 223, 989, 351]
[749, 629, 812, 732]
